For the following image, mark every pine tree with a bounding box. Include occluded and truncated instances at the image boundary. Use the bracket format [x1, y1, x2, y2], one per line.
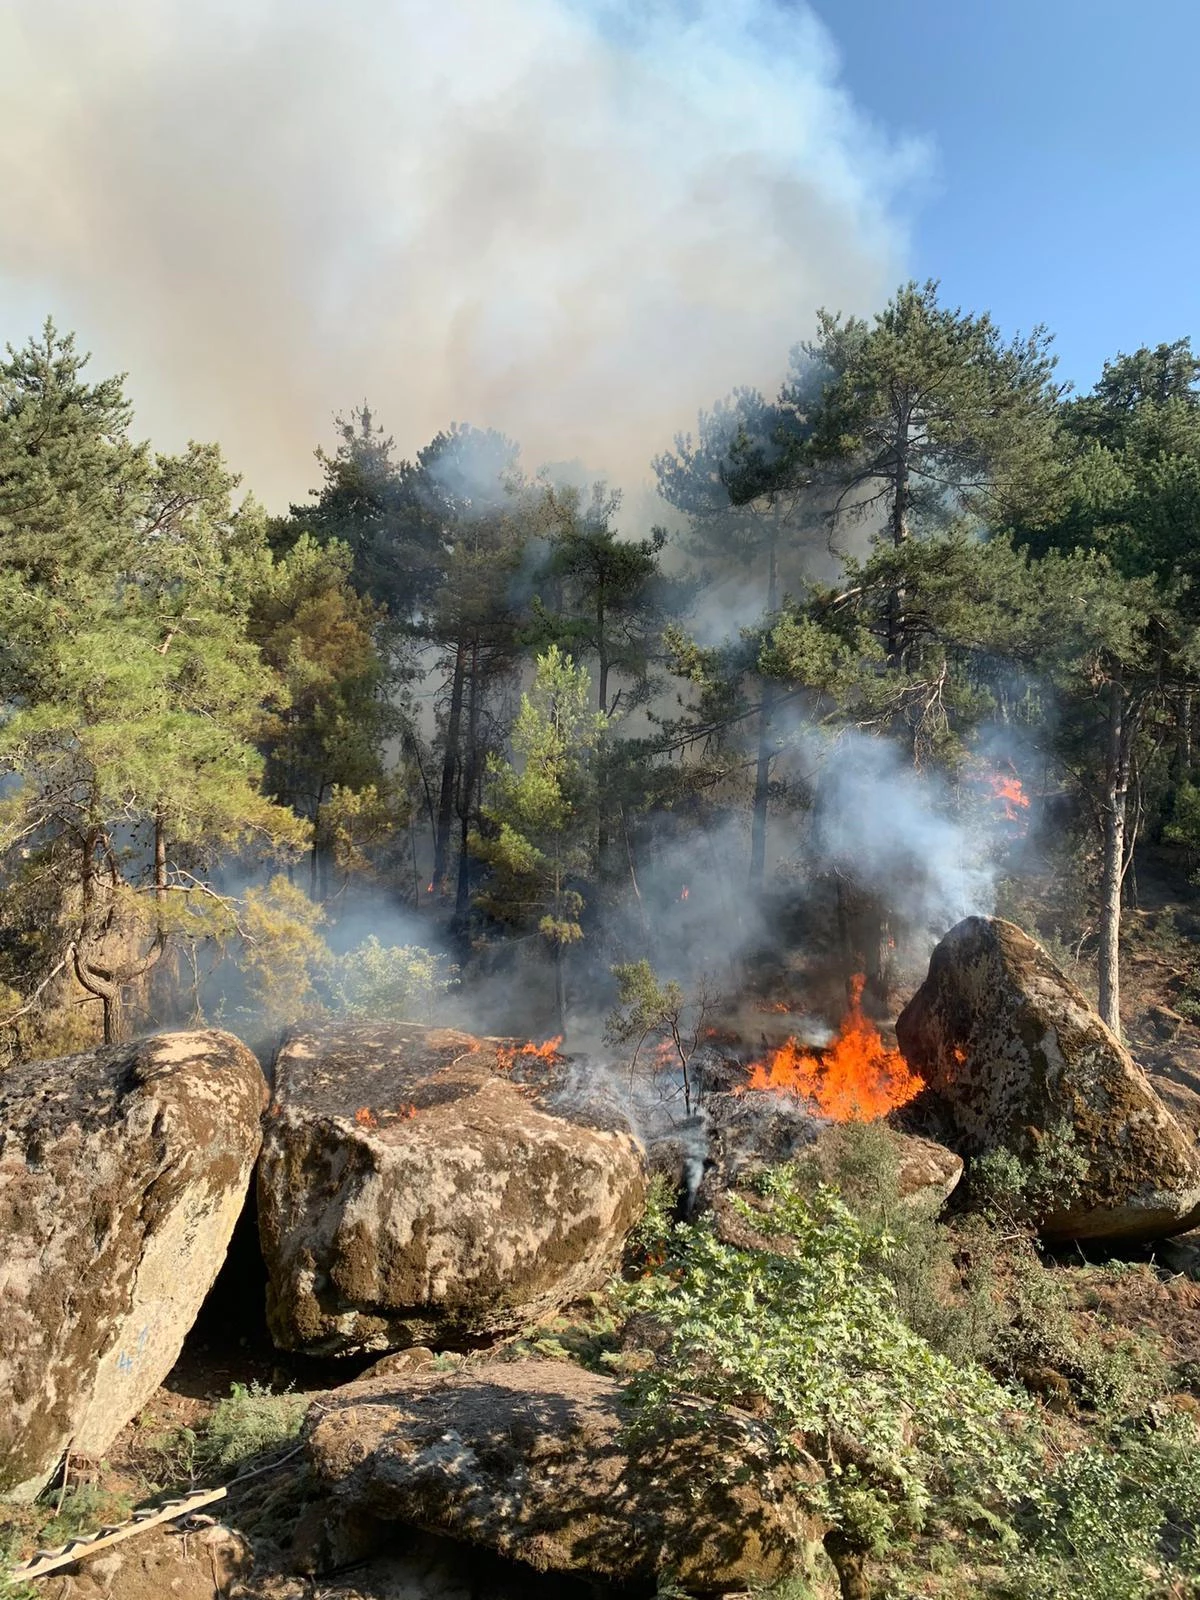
[795, 280, 1062, 667]
[654, 387, 817, 887]
[470, 646, 604, 1033]
[1011, 342, 1200, 1032]
[0, 324, 303, 1042]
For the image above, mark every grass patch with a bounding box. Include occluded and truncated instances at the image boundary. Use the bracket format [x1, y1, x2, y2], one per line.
[0, 1482, 135, 1595]
[142, 1381, 306, 1489]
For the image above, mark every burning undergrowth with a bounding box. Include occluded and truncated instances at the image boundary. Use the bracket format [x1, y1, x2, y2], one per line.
[740, 975, 925, 1121]
[491, 970, 933, 1224]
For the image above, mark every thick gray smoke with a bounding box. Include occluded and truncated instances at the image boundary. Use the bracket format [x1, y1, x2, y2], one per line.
[0, 0, 924, 508]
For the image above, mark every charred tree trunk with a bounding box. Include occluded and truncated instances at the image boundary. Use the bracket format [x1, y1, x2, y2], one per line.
[1099, 675, 1133, 1036]
[434, 640, 468, 891]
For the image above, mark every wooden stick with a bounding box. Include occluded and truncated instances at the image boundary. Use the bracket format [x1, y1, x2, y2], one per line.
[12, 1486, 228, 1581]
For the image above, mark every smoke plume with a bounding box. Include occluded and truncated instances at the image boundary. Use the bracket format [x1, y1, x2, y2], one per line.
[0, 0, 924, 508]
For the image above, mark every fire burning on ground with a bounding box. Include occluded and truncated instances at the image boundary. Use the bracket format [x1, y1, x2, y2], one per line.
[741, 976, 925, 1121]
[496, 1035, 564, 1072]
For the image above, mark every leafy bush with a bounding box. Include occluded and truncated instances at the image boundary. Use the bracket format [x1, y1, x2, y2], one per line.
[329, 936, 456, 1023]
[970, 1120, 1088, 1231]
[786, 1123, 973, 1347]
[1001, 1414, 1200, 1600]
[620, 1167, 1033, 1551]
[778, 1124, 1166, 1421]
[203, 1381, 306, 1469]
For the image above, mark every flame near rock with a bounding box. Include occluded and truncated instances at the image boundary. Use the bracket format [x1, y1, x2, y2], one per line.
[742, 976, 925, 1122]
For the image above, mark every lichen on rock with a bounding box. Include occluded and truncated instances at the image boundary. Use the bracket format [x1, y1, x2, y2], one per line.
[258, 1023, 647, 1356]
[303, 1358, 828, 1592]
[897, 917, 1200, 1243]
[0, 1028, 267, 1498]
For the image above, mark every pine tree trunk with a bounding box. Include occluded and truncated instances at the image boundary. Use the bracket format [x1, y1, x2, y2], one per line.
[1099, 676, 1130, 1036]
[455, 641, 482, 920]
[1171, 688, 1194, 794]
[154, 807, 167, 899]
[749, 682, 776, 889]
[596, 595, 612, 883]
[434, 641, 468, 890]
[886, 450, 910, 669]
[1181, 688, 1194, 779]
[553, 942, 566, 1037]
[749, 534, 779, 890]
[597, 591, 609, 716]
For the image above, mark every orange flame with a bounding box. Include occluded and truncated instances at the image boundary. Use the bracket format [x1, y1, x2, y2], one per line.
[741, 976, 925, 1121]
[426, 880, 435, 894]
[679, 885, 690, 901]
[988, 772, 1030, 823]
[354, 1103, 417, 1126]
[651, 1039, 677, 1068]
[496, 1035, 564, 1071]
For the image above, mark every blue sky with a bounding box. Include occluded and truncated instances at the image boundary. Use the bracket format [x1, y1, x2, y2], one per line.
[807, 0, 1200, 396]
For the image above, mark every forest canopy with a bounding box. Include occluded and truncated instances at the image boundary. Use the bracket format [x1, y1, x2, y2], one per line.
[1, 289, 1198, 1057]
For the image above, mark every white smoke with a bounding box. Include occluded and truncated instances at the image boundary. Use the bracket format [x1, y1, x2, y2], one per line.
[0, 0, 926, 508]
[785, 723, 998, 947]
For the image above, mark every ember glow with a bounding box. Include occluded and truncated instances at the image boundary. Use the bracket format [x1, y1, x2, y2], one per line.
[354, 1103, 417, 1126]
[742, 976, 925, 1121]
[679, 885, 690, 901]
[496, 1035, 564, 1071]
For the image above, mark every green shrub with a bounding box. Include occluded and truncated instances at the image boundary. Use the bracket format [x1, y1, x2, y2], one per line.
[620, 1167, 1034, 1552]
[970, 1121, 1088, 1232]
[143, 1382, 306, 1487]
[328, 937, 456, 1023]
[1001, 1414, 1200, 1599]
[202, 1381, 305, 1469]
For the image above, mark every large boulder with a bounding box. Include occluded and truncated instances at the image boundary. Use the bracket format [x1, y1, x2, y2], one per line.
[303, 1359, 830, 1593]
[258, 1024, 647, 1356]
[896, 917, 1200, 1243]
[0, 1030, 266, 1498]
